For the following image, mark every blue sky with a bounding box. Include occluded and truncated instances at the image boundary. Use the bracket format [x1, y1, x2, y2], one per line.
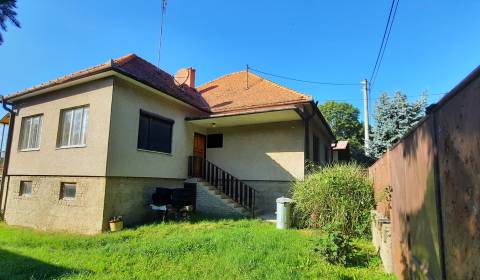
[1, 0, 479, 118]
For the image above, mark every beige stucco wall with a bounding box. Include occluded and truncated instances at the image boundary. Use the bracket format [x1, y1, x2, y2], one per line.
[206, 121, 305, 181]
[3, 175, 106, 235]
[8, 78, 114, 176]
[106, 78, 207, 178]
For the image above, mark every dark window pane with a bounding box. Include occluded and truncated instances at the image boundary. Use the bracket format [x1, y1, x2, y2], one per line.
[138, 114, 149, 150]
[324, 144, 329, 162]
[207, 134, 223, 148]
[61, 183, 76, 200]
[149, 118, 172, 153]
[137, 111, 173, 153]
[313, 135, 319, 164]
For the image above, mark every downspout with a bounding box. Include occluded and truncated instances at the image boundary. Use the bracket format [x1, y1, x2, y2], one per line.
[0, 97, 15, 220]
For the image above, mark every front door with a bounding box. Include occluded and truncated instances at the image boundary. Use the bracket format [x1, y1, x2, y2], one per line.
[193, 133, 206, 177]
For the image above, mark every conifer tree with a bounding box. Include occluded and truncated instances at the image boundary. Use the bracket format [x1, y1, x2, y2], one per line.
[369, 91, 427, 158]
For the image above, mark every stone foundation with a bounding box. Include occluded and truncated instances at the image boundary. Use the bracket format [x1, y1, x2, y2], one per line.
[102, 177, 184, 229]
[3, 176, 106, 235]
[246, 180, 292, 215]
[371, 210, 393, 273]
[3, 175, 185, 234]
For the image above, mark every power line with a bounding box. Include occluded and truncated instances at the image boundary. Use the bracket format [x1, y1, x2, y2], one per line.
[370, 0, 400, 89]
[248, 67, 359, 86]
[369, 0, 395, 84]
[315, 92, 446, 103]
[156, 0, 167, 68]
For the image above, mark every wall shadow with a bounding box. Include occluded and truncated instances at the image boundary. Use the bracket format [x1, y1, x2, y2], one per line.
[0, 249, 84, 279]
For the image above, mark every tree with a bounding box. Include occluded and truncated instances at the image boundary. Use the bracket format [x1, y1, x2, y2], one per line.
[369, 91, 427, 158]
[0, 0, 20, 45]
[319, 101, 368, 162]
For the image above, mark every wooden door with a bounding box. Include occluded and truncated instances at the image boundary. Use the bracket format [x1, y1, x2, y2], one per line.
[193, 133, 206, 177]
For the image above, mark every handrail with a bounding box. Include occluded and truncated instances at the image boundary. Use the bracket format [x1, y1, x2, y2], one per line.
[188, 156, 256, 217]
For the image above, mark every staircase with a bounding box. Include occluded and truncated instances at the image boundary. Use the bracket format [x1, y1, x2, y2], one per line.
[188, 156, 257, 217]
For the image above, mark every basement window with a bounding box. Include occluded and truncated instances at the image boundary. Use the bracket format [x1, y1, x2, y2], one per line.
[19, 181, 32, 196]
[207, 134, 223, 148]
[60, 183, 76, 200]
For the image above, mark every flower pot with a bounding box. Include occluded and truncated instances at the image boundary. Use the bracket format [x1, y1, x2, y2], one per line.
[109, 220, 123, 232]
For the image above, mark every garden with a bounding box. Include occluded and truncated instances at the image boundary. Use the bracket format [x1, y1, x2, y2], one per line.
[0, 163, 392, 279]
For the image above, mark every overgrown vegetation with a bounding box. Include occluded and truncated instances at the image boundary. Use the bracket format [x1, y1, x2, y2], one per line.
[292, 163, 374, 237]
[314, 223, 354, 265]
[0, 219, 392, 279]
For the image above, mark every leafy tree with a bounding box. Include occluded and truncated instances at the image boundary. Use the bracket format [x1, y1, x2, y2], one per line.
[0, 0, 20, 45]
[319, 101, 368, 162]
[319, 101, 363, 148]
[369, 91, 427, 158]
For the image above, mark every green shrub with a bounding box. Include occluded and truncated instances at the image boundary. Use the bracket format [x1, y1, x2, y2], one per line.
[292, 163, 374, 237]
[314, 223, 355, 265]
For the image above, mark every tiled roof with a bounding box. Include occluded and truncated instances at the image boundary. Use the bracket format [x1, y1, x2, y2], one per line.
[4, 54, 311, 115]
[197, 71, 311, 113]
[4, 54, 210, 111]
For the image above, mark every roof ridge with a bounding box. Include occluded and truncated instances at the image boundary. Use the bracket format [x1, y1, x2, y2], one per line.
[197, 70, 247, 89]
[198, 69, 312, 101]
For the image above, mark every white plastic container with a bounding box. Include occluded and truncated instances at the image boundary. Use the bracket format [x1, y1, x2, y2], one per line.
[276, 197, 293, 229]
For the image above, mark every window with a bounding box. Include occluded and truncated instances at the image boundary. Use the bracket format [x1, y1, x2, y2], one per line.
[60, 183, 76, 200]
[312, 135, 319, 164]
[207, 134, 223, 148]
[19, 115, 43, 150]
[137, 110, 173, 153]
[58, 106, 89, 148]
[19, 181, 32, 196]
[324, 144, 330, 163]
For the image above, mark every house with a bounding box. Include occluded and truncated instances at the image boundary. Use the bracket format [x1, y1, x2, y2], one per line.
[331, 140, 350, 162]
[0, 54, 335, 234]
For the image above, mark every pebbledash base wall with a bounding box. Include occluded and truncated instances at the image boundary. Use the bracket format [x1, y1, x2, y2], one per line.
[3, 175, 183, 234]
[4, 176, 107, 235]
[4, 175, 293, 234]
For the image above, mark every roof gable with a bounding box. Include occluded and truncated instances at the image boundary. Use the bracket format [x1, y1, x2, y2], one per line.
[5, 54, 312, 115]
[197, 71, 311, 113]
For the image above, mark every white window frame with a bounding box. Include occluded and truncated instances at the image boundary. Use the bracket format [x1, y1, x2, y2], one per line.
[19, 114, 43, 151]
[57, 105, 89, 148]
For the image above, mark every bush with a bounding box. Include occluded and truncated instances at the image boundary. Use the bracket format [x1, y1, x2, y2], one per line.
[292, 163, 374, 237]
[314, 223, 355, 265]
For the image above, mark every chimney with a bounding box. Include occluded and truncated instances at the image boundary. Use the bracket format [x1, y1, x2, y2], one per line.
[174, 67, 196, 88]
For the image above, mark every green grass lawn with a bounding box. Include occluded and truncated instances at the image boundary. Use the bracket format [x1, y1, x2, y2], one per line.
[0, 218, 393, 280]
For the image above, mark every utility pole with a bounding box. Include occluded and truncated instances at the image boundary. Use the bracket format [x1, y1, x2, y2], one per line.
[362, 79, 370, 155]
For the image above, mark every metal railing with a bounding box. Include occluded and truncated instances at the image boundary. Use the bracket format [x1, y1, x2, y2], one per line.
[188, 156, 256, 217]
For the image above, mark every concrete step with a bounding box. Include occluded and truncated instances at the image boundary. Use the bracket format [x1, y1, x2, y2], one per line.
[195, 180, 253, 217]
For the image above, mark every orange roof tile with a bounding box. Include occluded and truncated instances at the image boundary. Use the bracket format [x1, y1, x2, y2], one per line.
[4, 54, 210, 112]
[4, 54, 312, 115]
[197, 71, 311, 113]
